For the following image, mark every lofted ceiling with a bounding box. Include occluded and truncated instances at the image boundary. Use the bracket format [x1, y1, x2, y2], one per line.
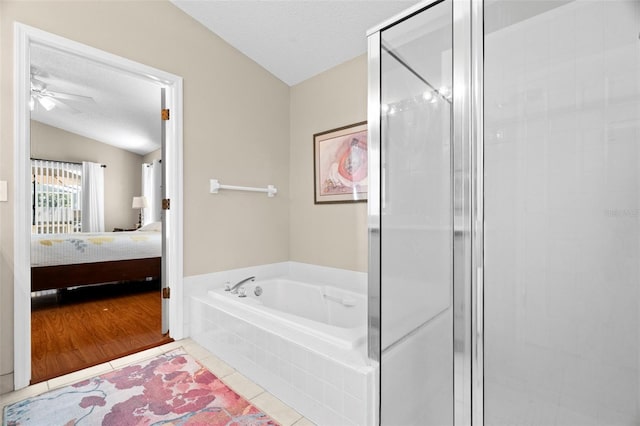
[30, 1, 421, 155]
[170, 0, 421, 86]
[29, 1, 574, 157]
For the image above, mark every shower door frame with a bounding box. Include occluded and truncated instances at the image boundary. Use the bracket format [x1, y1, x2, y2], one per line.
[367, 0, 485, 424]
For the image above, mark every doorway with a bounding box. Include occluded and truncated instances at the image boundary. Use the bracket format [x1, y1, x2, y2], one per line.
[14, 23, 184, 390]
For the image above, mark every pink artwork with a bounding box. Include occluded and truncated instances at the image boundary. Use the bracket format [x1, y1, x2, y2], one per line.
[314, 121, 368, 204]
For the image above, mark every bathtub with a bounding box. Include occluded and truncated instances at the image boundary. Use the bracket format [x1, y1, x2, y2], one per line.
[208, 278, 367, 349]
[190, 275, 375, 425]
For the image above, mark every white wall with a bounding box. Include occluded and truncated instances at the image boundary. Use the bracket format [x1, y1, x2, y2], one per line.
[484, 1, 640, 423]
[31, 121, 141, 231]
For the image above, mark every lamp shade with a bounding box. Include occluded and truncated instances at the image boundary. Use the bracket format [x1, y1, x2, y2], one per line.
[132, 196, 148, 209]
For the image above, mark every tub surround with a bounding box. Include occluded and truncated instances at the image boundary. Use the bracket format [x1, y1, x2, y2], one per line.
[183, 261, 367, 335]
[187, 262, 374, 425]
[208, 279, 366, 349]
[183, 262, 289, 336]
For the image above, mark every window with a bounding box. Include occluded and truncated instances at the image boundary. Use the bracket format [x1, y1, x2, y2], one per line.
[31, 159, 82, 234]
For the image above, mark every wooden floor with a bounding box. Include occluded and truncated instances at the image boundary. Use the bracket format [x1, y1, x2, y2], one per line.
[31, 280, 173, 384]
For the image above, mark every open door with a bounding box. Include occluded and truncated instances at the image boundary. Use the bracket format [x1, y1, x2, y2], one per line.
[14, 23, 183, 389]
[160, 88, 169, 335]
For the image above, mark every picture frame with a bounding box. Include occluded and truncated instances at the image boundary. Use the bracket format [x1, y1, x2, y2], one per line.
[313, 121, 368, 204]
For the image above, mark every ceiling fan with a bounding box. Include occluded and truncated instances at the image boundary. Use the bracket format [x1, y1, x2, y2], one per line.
[30, 75, 95, 112]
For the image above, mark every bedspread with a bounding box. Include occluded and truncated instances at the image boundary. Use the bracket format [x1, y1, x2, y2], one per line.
[31, 231, 161, 267]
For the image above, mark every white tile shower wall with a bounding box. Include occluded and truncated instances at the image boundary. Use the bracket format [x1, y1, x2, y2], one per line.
[190, 296, 376, 426]
[484, 0, 640, 424]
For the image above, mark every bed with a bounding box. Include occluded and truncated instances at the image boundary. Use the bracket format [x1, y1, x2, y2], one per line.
[30, 222, 162, 292]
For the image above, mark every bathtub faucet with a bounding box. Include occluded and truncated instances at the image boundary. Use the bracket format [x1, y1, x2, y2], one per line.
[226, 276, 255, 294]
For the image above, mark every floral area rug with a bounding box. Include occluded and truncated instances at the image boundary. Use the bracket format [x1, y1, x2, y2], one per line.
[3, 348, 278, 425]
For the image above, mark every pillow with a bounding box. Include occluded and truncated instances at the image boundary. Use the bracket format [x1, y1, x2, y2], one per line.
[138, 221, 162, 232]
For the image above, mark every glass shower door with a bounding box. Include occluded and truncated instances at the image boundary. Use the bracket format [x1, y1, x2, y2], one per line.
[373, 1, 454, 423]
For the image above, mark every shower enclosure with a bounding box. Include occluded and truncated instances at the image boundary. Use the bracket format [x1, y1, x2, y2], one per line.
[368, 0, 640, 424]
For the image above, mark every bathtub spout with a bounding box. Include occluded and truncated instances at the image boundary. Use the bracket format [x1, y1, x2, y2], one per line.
[227, 276, 255, 294]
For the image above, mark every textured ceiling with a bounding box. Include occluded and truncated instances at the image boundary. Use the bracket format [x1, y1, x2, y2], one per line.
[30, 44, 161, 156]
[170, 0, 421, 86]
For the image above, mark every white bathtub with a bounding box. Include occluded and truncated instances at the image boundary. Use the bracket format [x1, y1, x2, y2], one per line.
[208, 278, 367, 349]
[190, 274, 375, 425]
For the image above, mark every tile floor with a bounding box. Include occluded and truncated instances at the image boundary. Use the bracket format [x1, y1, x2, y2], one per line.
[0, 338, 315, 426]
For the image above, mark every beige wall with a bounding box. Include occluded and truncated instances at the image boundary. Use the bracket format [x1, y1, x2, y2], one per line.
[1, 0, 367, 392]
[289, 55, 368, 272]
[31, 121, 141, 231]
[0, 1, 290, 388]
[142, 149, 161, 164]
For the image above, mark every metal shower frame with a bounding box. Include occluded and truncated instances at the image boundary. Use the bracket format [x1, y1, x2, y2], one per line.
[366, 0, 485, 424]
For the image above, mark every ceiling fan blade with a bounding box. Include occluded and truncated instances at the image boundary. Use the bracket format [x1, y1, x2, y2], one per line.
[48, 96, 81, 114]
[32, 93, 81, 114]
[30, 76, 47, 91]
[45, 90, 95, 103]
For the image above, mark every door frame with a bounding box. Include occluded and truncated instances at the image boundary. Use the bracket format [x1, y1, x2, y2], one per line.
[13, 22, 184, 390]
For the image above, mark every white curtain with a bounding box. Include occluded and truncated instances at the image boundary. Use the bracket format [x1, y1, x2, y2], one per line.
[141, 159, 162, 226]
[81, 161, 105, 232]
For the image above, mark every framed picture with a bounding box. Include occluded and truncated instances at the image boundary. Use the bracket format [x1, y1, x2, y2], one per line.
[314, 121, 368, 204]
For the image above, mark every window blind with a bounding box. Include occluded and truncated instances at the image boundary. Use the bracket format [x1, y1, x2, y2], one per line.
[31, 159, 82, 234]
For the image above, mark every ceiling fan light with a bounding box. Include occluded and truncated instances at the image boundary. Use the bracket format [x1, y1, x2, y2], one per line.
[38, 96, 56, 111]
